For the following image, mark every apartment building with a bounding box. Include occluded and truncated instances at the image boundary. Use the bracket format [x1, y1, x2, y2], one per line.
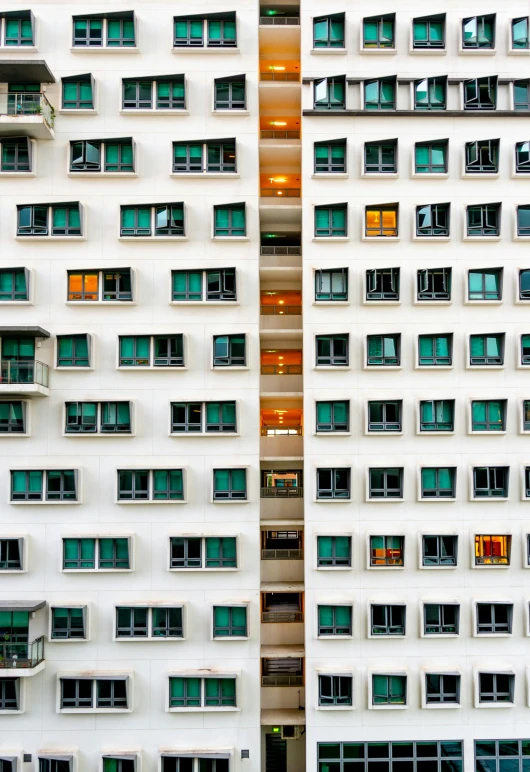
[0, 1, 529, 771]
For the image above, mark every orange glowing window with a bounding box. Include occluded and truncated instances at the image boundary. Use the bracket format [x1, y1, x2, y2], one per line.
[475, 535, 511, 565]
[68, 272, 99, 301]
[261, 349, 302, 375]
[365, 206, 398, 237]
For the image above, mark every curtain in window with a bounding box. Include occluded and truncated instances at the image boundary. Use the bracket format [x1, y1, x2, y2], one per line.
[315, 208, 330, 229]
[230, 469, 246, 491]
[422, 468, 437, 489]
[318, 536, 333, 558]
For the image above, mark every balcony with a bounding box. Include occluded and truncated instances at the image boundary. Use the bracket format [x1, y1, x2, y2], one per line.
[260, 406, 303, 457]
[261, 486, 302, 499]
[261, 586, 304, 646]
[0, 61, 56, 139]
[0, 637, 44, 672]
[261, 349, 302, 393]
[260, 16, 300, 25]
[262, 648, 304, 688]
[0, 327, 51, 396]
[0, 600, 46, 676]
[261, 129, 300, 140]
[261, 290, 301, 331]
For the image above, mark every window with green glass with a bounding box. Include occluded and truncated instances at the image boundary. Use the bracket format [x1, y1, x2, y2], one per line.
[51, 204, 82, 236]
[468, 268, 502, 300]
[414, 77, 446, 110]
[363, 14, 395, 48]
[413, 14, 445, 48]
[0, 401, 25, 434]
[207, 17, 236, 47]
[213, 335, 245, 366]
[314, 141, 346, 173]
[0, 268, 28, 300]
[172, 271, 202, 301]
[101, 402, 131, 433]
[173, 141, 235, 173]
[205, 678, 236, 706]
[205, 402, 236, 432]
[214, 204, 245, 236]
[367, 335, 400, 366]
[4, 12, 34, 45]
[314, 205, 346, 237]
[119, 336, 150, 367]
[415, 141, 448, 174]
[73, 17, 103, 46]
[316, 401, 349, 432]
[514, 80, 530, 110]
[102, 758, 134, 772]
[173, 14, 236, 48]
[213, 606, 247, 637]
[174, 17, 204, 47]
[156, 78, 185, 109]
[169, 677, 201, 707]
[62, 76, 94, 109]
[318, 742, 463, 771]
[313, 76, 346, 110]
[420, 400, 454, 432]
[418, 334, 452, 366]
[99, 538, 130, 569]
[69, 140, 101, 172]
[105, 141, 134, 173]
[107, 16, 135, 46]
[516, 142, 530, 174]
[11, 470, 42, 500]
[120, 206, 151, 236]
[18, 204, 81, 237]
[153, 470, 183, 500]
[512, 17, 529, 49]
[421, 468, 456, 498]
[372, 674, 406, 705]
[462, 14, 495, 48]
[315, 268, 348, 301]
[318, 605, 352, 636]
[214, 78, 246, 110]
[122, 79, 152, 109]
[517, 206, 530, 236]
[64, 402, 96, 433]
[364, 140, 397, 173]
[317, 536, 351, 567]
[471, 400, 506, 432]
[313, 14, 345, 48]
[364, 78, 396, 110]
[205, 537, 237, 568]
[63, 538, 95, 569]
[521, 335, 530, 364]
[51, 607, 86, 639]
[1, 138, 31, 172]
[213, 469, 246, 500]
[469, 334, 504, 365]
[57, 335, 90, 367]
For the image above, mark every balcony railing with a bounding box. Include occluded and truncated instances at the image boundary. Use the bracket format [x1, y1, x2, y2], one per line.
[262, 548, 304, 560]
[260, 16, 300, 25]
[261, 364, 302, 375]
[261, 426, 302, 436]
[260, 246, 301, 256]
[0, 360, 49, 387]
[261, 188, 301, 198]
[261, 130, 300, 140]
[262, 674, 304, 686]
[0, 637, 44, 669]
[262, 611, 303, 623]
[261, 73, 300, 82]
[261, 305, 301, 315]
[0, 93, 54, 129]
[261, 487, 303, 498]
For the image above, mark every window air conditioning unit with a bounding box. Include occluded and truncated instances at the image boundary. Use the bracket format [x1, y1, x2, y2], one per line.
[281, 726, 300, 740]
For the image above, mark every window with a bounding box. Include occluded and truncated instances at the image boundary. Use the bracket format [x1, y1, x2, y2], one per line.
[62, 537, 131, 570]
[17, 203, 82, 237]
[467, 204, 500, 237]
[515, 142, 530, 174]
[173, 13, 237, 48]
[477, 603, 513, 634]
[318, 742, 463, 772]
[316, 335, 348, 366]
[315, 268, 348, 301]
[367, 335, 400, 366]
[318, 675, 352, 706]
[116, 606, 183, 638]
[60, 677, 129, 709]
[475, 534, 511, 564]
[426, 674, 460, 705]
[468, 268, 502, 300]
[417, 268, 451, 300]
[170, 402, 236, 434]
[316, 401, 349, 432]
[370, 536, 404, 567]
[102, 759, 135, 772]
[120, 204, 184, 237]
[424, 603, 459, 634]
[517, 206, 530, 236]
[170, 536, 237, 569]
[371, 605, 405, 636]
[514, 80, 530, 110]
[478, 673, 514, 704]
[51, 607, 86, 639]
[464, 77, 497, 110]
[413, 14, 445, 48]
[367, 401, 401, 432]
[415, 141, 448, 174]
[364, 78, 396, 110]
[173, 141, 236, 173]
[0, 538, 23, 570]
[318, 605, 352, 636]
[414, 77, 446, 110]
[162, 758, 228, 772]
[365, 206, 398, 237]
[316, 468, 350, 500]
[469, 334, 504, 365]
[474, 469, 509, 499]
[471, 401, 506, 432]
[418, 334, 452, 365]
[70, 139, 134, 174]
[62, 75, 94, 110]
[0, 402, 25, 434]
[363, 14, 394, 48]
[314, 141, 346, 173]
[465, 139, 499, 173]
[366, 268, 399, 300]
[462, 15, 495, 49]
[416, 204, 449, 237]
[11, 470, 77, 502]
[117, 470, 184, 501]
[0, 138, 32, 173]
[369, 468, 403, 499]
[3, 11, 34, 46]
[212, 335, 245, 367]
[422, 536, 457, 567]
[317, 536, 351, 567]
[39, 759, 72, 772]
[72, 13, 135, 48]
[313, 76, 346, 110]
[512, 17, 529, 49]
[171, 269, 236, 302]
[119, 335, 184, 367]
[213, 469, 246, 500]
[421, 468, 455, 499]
[213, 204, 245, 237]
[524, 402, 530, 430]
[0, 679, 19, 711]
[122, 78, 185, 110]
[214, 77, 246, 110]
[313, 14, 345, 48]
[475, 741, 530, 772]
[57, 335, 90, 367]
[213, 606, 247, 638]
[65, 401, 131, 434]
[372, 675, 406, 706]
[67, 270, 133, 302]
[169, 676, 236, 708]
[314, 205, 347, 237]
[364, 140, 397, 174]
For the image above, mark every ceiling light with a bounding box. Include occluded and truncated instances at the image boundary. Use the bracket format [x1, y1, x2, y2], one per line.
[271, 121, 287, 126]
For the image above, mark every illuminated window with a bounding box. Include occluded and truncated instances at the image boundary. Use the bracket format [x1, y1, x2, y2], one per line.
[370, 536, 404, 567]
[365, 206, 398, 237]
[475, 535, 511, 564]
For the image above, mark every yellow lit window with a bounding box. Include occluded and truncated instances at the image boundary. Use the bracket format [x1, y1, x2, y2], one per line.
[68, 272, 98, 301]
[366, 207, 398, 237]
[475, 534, 510, 565]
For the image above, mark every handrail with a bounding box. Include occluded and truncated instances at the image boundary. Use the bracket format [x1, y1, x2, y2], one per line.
[261, 130, 300, 140]
[262, 611, 303, 623]
[0, 93, 54, 128]
[0, 636, 44, 668]
[261, 188, 301, 198]
[260, 246, 301, 255]
[262, 548, 304, 560]
[261, 305, 301, 315]
[261, 426, 302, 436]
[260, 16, 300, 25]
[261, 73, 300, 82]
[261, 487, 303, 498]
[0, 360, 49, 387]
[262, 675, 304, 686]
[261, 364, 302, 375]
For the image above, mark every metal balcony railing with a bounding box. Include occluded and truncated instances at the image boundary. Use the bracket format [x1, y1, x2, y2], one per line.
[0, 93, 54, 129]
[261, 487, 303, 498]
[261, 130, 300, 140]
[0, 360, 49, 387]
[262, 674, 304, 686]
[261, 611, 303, 623]
[260, 246, 301, 256]
[261, 305, 301, 315]
[260, 16, 300, 25]
[0, 637, 44, 669]
[262, 548, 304, 560]
[261, 426, 302, 436]
[261, 73, 300, 82]
[261, 364, 302, 375]
[261, 188, 301, 198]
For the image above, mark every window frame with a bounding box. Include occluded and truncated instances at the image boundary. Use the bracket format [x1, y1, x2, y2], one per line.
[50, 606, 87, 640]
[115, 605, 184, 640]
[363, 140, 397, 174]
[16, 203, 84, 239]
[370, 673, 407, 707]
[364, 205, 398, 237]
[473, 469, 509, 500]
[313, 76, 346, 110]
[213, 204, 246, 238]
[414, 140, 448, 175]
[369, 535, 404, 567]
[425, 673, 460, 705]
[367, 401, 402, 433]
[475, 602, 513, 635]
[314, 268, 348, 301]
[463, 77, 497, 111]
[0, 138, 33, 174]
[213, 78, 246, 111]
[59, 675, 131, 712]
[415, 203, 450, 237]
[423, 602, 460, 635]
[462, 14, 496, 50]
[173, 140, 236, 174]
[313, 13, 345, 49]
[470, 400, 506, 432]
[67, 269, 134, 302]
[117, 469, 184, 503]
[469, 334, 504, 366]
[368, 468, 403, 500]
[62, 537, 132, 572]
[364, 77, 396, 110]
[366, 334, 400, 367]
[420, 468, 456, 499]
[314, 140, 346, 174]
[422, 535, 458, 567]
[316, 535, 352, 568]
[370, 604, 406, 637]
[418, 334, 452, 366]
[212, 605, 248, 639]
[317, 604, 352, 637]
[477, 672, 515, 705]
[363, 14, 395, 49]
[314, 204, 347, 237]
[315, 334, 349, 366]
[417, 267, 451, 301]
[465, 139, 499, 174]
[412, 14, 446, 49]
[119, 204, 185, 238]
[366, 267, 400, 301]
[474, 534, 511, 564]
[318, 674, 352, 707]
[316, 468, 351, 500]
[315, 400, 349, 433]
[72, 15, 136, 49]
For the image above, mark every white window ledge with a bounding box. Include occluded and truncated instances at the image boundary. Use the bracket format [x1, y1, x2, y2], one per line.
[311, 173, 349, 179]
[411, 172, 449, 179]
[169, 301, 239, 307]
[0, 172, 36, 178]
[118, 236, 188, 242]
[120, 109, 189, 116]
[310, 48, 347, 55]
[170, 173, 240, 179]
[58, 109, 97, 116]
[66, 301, 137, 307]
[16, 236, 86, 242]
[68, 172, 138, 179]
[211, 236, 249, 242]
[69, 47, 139, 54]
[171, 47, 240, 54]
[312, 237, 350, 242]
[211, 110, 249, 116]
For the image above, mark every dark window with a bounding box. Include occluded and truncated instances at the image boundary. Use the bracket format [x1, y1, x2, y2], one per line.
[0, 679, 18, 710]
[364, 140, 397, 173]
[517, 206, 530, 236]
[152, 607, 183, 637]
[526, 467, 530, 497]
[465, 139, 499, 173]
[370, 535, 404, 567]
[213, 606, 247, 637]
[367, 401, 401, 432]
[462, 15, 495, 48]
[170, 537, 202, 569]
[214, 205, 245, 236]
[318, 605, 352, 636]
[51, 607, 85, 639]
[473, 470, 509, 499]
[372, 675, 406, 705]
[468, 268, 502, 300]
[512, 17, 530, 49]
[1, 138, 31, 172]
[416, 204, 449, 236]
[475, 534, 511, 563]
[467, 204, 500, 236]
[57, 335, 90, 367]
[213, 469, 247, 500]
[479, 673, 514, 704]
[316, 335, 348, 366]
[155, 205, 184, 236]
[515, 141, 530, 174]
[315, 205, 347, 236]
[469, 334, 504, 365]
[4, 13, 34, 46]
[0, 402, 25, 434]
[417, 267, 451, 300]
[421, 468, 456, 498]
[369, 468, 403, 499]
[98, 538, 130, 569]
[205, 402, 236, 432]
[365, 206, 398, 237]
[414, 77, 446, 110]
[45, 470, 76, 501]
[317, 535, 351, 567]
[69, 140, 100, 172]
[314, 141, 346, 173]
[524, 403, 530, 430]
[214, 79, 245, 110]
[471, 400, 506, 431]
[475, 740, 530, 772]
[413, 14, 445, 48]
[103, 760, 134, 772]
[318, 742, 463, 772]
[318, 675, 352, 706]
[117, 470, 148, 500]
[314, 76, 346, 110]
[60, 678, 93, 708]
[63, 538, 95, 569]
[315, 268, 348, 301]
[415, 141, 448, 174]
[0, 268, 28, 300]
[477, 603, 513, 634]
[364, 78, 396, 110]
[207, 268, 236, 300]
[213, 335, 245, 366]
[62, 77, 93, 109]
[366, 268, 399, 301]
[65, 402, 97, 433]
[16, 205, 48, 236]
[313, 14, 345, 48]
[367, 335, 400, 366]
[424, 603, 459, 634]
[422, 536, 458, 566]
[116, 607, 148, 637]
[514, 80, 530, 110]
[39, 759, 71, 772]
[122, 80, 152, 109]
[464, 77, 497, 110]
[171, 403, 202, 433]
[418, 334, 452, 365]
[316, 468, 350, 499]
[426, 674, 460, 704]
[0, 538, 22, 570]
[100, 402, 131, 433]
[102, 270, 132, 300]
[96, 679, 128, 708]
[363, 14, 394, 48]
[371, 605, 405, 636]
[315, 401, 349, 432]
